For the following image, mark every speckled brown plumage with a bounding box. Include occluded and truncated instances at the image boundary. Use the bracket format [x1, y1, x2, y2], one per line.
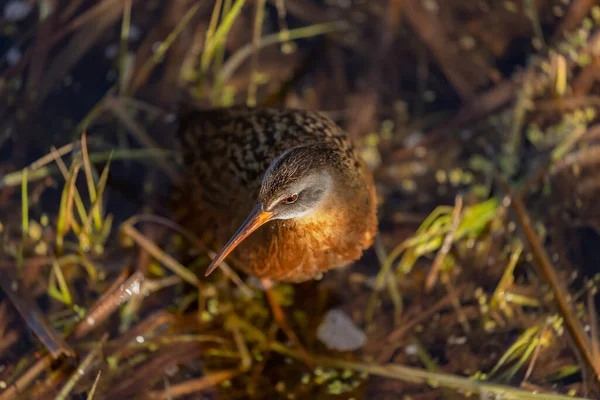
[177, 105, 377, 283]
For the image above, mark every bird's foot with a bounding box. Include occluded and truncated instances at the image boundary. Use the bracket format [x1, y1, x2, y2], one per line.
[262, 278, 314, 368]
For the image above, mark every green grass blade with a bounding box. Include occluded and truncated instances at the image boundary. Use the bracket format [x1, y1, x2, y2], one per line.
[92, 152, 113, 228]
[209, 0, 233, 103]
[201, 0, 246, 74]
[18, 169, 29, 274]
[204, 0, 224, 55]
[56, 161, 82, 254]
[81, 133, 101, 231]
[52, 258, 73, 307]
[51, 149, 89, 229]
[489, 241, 523, 311]
[132, 3, 201, 91]
[488, 323, 542, 377]
[218, 21, 348, 83]
[82, 152, 113, 250]
[21, 169, 29, 236]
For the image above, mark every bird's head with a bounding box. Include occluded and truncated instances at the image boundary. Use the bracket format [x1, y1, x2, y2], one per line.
[204, 144, 338, 276]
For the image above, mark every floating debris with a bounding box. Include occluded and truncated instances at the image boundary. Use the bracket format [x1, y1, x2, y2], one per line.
[317, 309, 366, 351]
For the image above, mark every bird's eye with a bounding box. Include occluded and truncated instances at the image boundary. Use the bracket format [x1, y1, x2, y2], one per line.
[283, 194, 298, 204]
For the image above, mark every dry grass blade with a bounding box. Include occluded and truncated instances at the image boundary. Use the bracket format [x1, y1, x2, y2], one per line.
[55, 334, 108, 400]
[142, 275, 182, 294]
[0, 167, 53, 190]
[30, 141, 80, 170]
[122, 222, 202, 288]
[70, 270, 143, 340]
[0, 355, 53, 400]
[500, 178, 600, 381]
[147, 370, 238, 400]
[125, 214, 252, 296]
[87, 370, 102, 400]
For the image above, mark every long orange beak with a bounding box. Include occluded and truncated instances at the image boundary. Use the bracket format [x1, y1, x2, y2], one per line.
[205, 204, 274, 277]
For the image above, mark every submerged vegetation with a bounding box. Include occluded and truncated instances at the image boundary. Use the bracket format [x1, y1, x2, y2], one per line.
[1, 0, 600, 399]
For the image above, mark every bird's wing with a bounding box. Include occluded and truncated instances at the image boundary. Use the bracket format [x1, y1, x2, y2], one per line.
[176, 105, 353, 215]
[178, 107, 256, 214]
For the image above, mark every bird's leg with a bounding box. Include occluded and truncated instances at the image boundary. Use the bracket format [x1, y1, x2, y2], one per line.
[261, 278, 313, 367]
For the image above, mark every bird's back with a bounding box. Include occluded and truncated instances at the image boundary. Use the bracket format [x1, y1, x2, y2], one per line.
[177, 106, 356, 213]
[176, 105, 377, 282]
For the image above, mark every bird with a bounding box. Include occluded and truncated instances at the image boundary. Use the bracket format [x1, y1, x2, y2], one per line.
[175, 105, 377, 364]
[176, 105, 378, 284]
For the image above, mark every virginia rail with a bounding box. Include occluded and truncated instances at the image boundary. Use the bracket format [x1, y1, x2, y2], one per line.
[177, 105, 377, 360]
